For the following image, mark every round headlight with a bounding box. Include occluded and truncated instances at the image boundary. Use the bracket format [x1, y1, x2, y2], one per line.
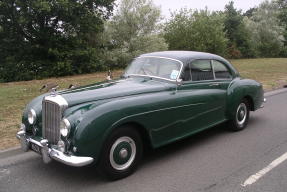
[28, 109, 36, 125]
[60, 118, 71, 137]
[20, 123, 26, 131]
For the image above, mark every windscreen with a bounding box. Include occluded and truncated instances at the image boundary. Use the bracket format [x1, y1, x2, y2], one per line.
[125, 57, 182, 81]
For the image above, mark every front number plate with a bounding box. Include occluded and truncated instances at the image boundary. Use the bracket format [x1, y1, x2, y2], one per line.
[31, 143, 41, 154]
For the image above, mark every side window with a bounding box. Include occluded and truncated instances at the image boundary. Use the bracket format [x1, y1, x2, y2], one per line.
[213, 60, 232, 79]
[181, 64, 192, 81]
[190, 60, 214, 81]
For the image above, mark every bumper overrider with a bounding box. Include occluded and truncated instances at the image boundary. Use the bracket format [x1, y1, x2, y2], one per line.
[16, 130, 94, 167]
[260, 98, 267, 108]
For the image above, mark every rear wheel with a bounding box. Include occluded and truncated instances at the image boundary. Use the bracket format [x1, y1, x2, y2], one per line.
[98, 126, 143, 180]
[228, 98, 250, 131]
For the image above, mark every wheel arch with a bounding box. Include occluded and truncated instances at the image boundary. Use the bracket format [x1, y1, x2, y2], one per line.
[243, 95, 255, 111]
[112, 122, 153, 150]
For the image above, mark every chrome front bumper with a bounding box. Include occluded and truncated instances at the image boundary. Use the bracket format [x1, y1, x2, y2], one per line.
[16, 130, 94, 167]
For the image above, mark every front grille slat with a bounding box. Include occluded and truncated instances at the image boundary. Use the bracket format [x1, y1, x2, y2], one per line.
[42, 100, 61, 145]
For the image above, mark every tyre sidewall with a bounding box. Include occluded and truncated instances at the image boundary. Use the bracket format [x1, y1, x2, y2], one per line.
[98, 126, 143, 180]
[229, 99, 250, 131]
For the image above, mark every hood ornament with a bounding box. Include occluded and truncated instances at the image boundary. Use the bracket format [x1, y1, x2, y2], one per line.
[50, 88, 58, 97]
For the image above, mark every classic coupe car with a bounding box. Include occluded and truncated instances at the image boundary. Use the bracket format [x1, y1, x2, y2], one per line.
[17, 51, 265, 180]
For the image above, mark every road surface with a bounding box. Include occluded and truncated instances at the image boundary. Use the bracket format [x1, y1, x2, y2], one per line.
[1, 89, 287, 192]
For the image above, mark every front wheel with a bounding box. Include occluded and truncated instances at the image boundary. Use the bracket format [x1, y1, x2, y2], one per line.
[228, 98, 250, 131]
[98, 126, 143, 180]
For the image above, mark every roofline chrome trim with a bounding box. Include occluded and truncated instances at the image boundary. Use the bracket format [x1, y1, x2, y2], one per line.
[127, 56, 184, 82]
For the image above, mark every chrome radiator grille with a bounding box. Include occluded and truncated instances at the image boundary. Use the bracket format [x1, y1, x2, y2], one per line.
[42, 100, 61, 144]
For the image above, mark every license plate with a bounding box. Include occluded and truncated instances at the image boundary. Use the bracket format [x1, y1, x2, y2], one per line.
[31, 143, 41, 154]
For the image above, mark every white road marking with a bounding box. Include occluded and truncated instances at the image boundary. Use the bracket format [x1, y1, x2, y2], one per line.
[242, 152, 287, 187]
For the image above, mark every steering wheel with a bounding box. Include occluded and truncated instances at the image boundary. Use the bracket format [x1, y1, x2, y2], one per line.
[140, 68, 155, 76]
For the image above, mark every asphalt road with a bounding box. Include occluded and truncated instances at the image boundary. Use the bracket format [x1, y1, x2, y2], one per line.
[1, 90, 287, 192]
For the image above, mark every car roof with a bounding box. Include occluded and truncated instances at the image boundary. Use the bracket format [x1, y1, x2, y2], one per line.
[139, 51, 240, 77]
[140, 51, 228, 64]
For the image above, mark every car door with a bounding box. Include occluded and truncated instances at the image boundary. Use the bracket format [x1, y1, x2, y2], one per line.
[176, 59, 228, 134]
[150, 60, 233, 146]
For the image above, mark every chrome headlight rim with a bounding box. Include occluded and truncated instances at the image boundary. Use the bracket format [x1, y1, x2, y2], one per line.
[60, 118, 71, 138]
[28, 109, 36, 125]
[20, 123, 26, 131]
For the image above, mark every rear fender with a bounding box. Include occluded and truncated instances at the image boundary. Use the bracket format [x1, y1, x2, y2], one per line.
[226, 78, 262, 119]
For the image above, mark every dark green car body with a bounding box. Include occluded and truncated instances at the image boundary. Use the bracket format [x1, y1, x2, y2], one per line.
[19, 51, 264, 166]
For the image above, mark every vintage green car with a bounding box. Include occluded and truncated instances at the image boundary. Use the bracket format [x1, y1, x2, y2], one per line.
[17, 51, 265, 180]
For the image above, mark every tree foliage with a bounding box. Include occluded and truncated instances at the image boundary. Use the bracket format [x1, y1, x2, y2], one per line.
[1, 0, 287, 82]
[102, 0, 167, 68]
[224, 2, 255, 58]
[164, 9, 228, 56]
[276, 0, 287, 56]
[277, 0, 287, 43]
[244, 1, 285, 57]
[0, 0, 115, 82]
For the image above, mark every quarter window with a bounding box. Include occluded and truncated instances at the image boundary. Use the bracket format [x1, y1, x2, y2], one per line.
[213, 60, 232, 79]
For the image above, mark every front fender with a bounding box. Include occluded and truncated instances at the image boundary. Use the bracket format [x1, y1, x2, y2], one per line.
[70, 91, 173, 160]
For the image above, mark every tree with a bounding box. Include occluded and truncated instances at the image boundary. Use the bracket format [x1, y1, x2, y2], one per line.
[224, 1, 255, 58]
[102, 0, 168, 68]
[164, 9, 228, 56]
[0, 0, 115, 82]
[277, 0, 287, 44]
[244, 1, 285, 57]
[276, 0, 287, 56]
[244, 7, 257, 18]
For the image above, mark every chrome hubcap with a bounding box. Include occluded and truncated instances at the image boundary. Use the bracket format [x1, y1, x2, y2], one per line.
[109, 136, 136, 170]
[236, 103, 247, 126]
[119, 148, 128, 159]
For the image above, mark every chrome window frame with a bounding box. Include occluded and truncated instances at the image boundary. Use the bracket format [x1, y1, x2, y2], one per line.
[212, 59, 233, 80]
[181, 59, 234, 83]
[184, 59, 214, 82]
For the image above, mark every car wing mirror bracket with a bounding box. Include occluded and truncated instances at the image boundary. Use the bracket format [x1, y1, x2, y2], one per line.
[176, 79, 183, 87]
[174, 79, 182, 94]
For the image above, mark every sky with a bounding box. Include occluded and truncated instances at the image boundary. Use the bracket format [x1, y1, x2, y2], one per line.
[152, 0, 266, 18]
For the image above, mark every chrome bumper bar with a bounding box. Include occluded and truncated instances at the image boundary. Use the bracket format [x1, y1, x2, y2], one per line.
[16, 130, 94, 167]
[260, 98, 267, 108]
